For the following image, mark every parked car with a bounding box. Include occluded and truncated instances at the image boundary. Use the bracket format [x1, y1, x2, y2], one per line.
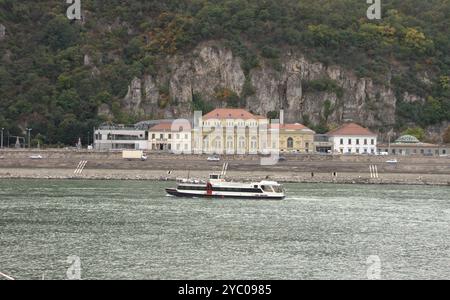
[207, 156, 220, 162]
[386, 159, 398, 164]
[29, 155, 43, 160]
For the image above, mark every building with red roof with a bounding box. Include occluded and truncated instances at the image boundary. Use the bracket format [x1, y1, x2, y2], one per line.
[149, 120, 191, 153]
[195, 108, 270, 154]
[326, 123, 378, 154]
[203, 108, 266, 120]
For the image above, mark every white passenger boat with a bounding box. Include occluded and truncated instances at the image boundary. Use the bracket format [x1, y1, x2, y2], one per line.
[166, 163, 285, 200]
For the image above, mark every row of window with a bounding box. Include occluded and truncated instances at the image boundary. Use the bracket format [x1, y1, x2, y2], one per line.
[384, 148, 447, 155]
[286, 138, 310, 149]
[203, 121, 262, 127]
[96, 134, 146, 141]
[176, 144, 189, 151]
[340, 138, 375, 146]
[178, 186, 264, 193]
[151, 133, 190, 140]
[339, 148, 376, 154]
[151, 143, 191, 150]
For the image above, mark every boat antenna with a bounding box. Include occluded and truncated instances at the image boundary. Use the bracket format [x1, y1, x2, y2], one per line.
[221, 162, 229, 177]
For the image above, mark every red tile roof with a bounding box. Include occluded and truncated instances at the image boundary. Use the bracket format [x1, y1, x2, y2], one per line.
[327, 123, 376, 136]
[269, 123, 314, 132]
[203, 108, 266, 120]
[149, 122, 191, 132]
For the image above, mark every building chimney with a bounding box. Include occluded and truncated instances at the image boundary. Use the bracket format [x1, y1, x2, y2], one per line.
[280, 110, 285, 125]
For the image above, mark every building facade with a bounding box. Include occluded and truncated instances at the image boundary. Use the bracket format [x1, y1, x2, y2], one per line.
[378, 135, 449, 156]
[327, 123, 378, 154]
[194, 108, 270, 154]
[314, 134, 333, 153]
[271, 124, 315, 153]
[94, 125, 148, 151]
[148, 121, 191, 153]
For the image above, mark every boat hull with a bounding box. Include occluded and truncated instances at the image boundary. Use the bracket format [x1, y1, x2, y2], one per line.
[166, 188, 284, 200]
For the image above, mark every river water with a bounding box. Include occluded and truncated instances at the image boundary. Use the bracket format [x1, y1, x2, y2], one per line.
[0, 179, 449, 280]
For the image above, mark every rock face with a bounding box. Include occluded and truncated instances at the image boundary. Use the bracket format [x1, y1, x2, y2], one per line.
[121, 41, 402, 130]
[0, 24, 6, 40]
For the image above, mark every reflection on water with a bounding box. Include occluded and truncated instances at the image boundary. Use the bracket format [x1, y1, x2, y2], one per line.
[0, 180, 449, 280]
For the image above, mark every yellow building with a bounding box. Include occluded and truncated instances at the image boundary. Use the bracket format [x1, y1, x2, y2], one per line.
[192, 108, 270, 154]
[192, 108, 315, 155]
[270, 124, 315, 153]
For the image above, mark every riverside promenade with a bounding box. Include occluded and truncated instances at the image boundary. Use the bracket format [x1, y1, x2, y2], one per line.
[0, 149, 449, 186]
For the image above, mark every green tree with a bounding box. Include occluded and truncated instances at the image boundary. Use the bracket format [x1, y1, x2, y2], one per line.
[322, 100, 335, 122]
[192, 93, 213, 114]
[403, 28, 433, 53]
[43, 16, 80, 51]
[402, 127, 426, 141]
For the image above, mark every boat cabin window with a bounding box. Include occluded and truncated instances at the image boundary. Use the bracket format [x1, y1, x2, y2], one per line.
[272, 186, 283, 193]
[261, 185, 283, 193]
[210, 174, 220, 180]
[261, 185, 274, 193]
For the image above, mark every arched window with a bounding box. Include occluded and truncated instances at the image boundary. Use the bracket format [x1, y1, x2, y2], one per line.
[203, 136, 209, 152]
[287, 137, 294, 149]
[251, 136, 258, 150]
[239, 136, 246, 149]
[227, 136, 233, 150]
[214, 136, 222, 152]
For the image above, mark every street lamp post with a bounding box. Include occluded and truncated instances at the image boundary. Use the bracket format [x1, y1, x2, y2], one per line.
[388, 132, 391, 155]
[26, 128, 32, 149]
[1, 128, 4, 149]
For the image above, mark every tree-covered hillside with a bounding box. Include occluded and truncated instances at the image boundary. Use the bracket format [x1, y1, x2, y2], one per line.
[0, 0, 449, 145]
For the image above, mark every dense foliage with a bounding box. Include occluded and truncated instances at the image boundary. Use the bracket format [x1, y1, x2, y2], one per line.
[402, 127, 426, 141]
[0, 0, 449, 145]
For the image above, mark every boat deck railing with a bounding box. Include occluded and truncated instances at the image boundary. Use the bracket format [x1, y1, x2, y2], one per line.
[0, 271, 15, 280]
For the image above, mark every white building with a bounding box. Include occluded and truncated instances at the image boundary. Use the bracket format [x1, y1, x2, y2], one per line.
[327, 123, 377, 154]
[94, 125, 148, 151]
[149, 121, 191, 154]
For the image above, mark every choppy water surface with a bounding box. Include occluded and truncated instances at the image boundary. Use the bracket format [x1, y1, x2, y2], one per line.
[0, 179, 449, 280]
